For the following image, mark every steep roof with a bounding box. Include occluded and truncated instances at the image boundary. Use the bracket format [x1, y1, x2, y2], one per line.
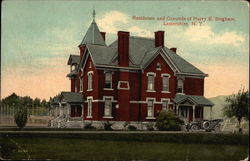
[60, 92, 84, 103]
[79, 20, 106, 46]
[67, 55, 80, 65]
[172, 94, 214, 106]
[83, 35, 205, 75]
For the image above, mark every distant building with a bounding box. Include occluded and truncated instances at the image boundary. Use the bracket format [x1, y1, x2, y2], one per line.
[51, 10, 213, 128]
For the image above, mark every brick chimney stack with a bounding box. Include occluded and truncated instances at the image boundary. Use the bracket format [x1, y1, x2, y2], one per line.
[170, 48, 177, 53]
[100, 32, 106, 42]
[118, 31, 129, 67]
[155, 31, 164, 47]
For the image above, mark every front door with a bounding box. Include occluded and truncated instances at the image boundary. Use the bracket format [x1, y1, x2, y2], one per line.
[179, 106, 189, 122]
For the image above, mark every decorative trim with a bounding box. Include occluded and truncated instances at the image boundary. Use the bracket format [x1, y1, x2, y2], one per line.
[146, 90, 156, 93]
[117, 81, 130, 90]
[146, 117, 156, 120]
[96, 64, 140, 70]
[146, 72, 156, 77]
[102, 116, 114, 119]
[161, 91, 171, 93]
[103, 88, 114, 91]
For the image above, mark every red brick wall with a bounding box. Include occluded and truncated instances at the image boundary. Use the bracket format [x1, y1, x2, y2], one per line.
[184, 77, 204, 95]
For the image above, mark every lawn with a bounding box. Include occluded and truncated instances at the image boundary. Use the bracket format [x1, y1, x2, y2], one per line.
[4, 137, 249, 161]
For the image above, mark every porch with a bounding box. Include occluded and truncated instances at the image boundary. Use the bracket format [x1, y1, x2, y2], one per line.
[172, 94, 214, 123]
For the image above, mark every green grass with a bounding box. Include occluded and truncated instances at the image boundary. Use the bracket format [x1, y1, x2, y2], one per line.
[4, 137, 249, 161]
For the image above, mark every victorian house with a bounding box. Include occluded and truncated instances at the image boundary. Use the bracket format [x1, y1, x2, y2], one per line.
[51, 11, 214, 128]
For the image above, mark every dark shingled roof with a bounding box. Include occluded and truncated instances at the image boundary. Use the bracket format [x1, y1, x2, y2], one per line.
[67, 55, 80, 65]
[80, 20, 106, 46]
[60, 92, 84, 103]
[84, 35, 205, 75]
[172, 94, 214, 106]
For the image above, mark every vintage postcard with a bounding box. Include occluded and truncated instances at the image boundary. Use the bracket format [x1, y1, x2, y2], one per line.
[0, 1, 249, 161]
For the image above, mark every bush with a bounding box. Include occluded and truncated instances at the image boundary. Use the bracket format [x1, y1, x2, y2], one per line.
[128, 125, 137, 131]
[103, 121, 113, 131]
[156, 111, 184, 131]
[83, 123, 96, 130]
[146, 123, 154, 131]
[14, 107, 28, 129]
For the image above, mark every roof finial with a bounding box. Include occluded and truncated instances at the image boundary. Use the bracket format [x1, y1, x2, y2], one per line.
[92, 7, 96, 21]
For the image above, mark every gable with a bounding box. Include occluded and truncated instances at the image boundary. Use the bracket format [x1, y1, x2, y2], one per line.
[142, 48, 178, 74]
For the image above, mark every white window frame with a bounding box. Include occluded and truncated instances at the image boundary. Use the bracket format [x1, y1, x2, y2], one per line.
[161, 73, 170, 93]
[80, 77, 83, 92]
[146, 98, 156, 119]
[87, 96, 93, 118]
[146, 72, 156, 92]
[87, 71, 93, 91]
[177, 78, 184, 94]
[161, 98, 170, 111]
[117, 81, 130, 90]
[103, 97, 113, 118]
[74, 79, 78, 92]
[104, 71, 113, 90]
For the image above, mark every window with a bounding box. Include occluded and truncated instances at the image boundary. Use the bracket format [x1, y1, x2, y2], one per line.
[87, 98, 92, 117]
[177, 79, 184, 93]
[162, 100, 168, 111]
[104, 98, 112, 117]
[88, 72, 93, 90]
[74, 79, 77, 92]
[147, 100, 154, 117]
[147, 74, 155, 91]
[162, 75, 170, 91]
[105, 72, 112, 89]
[80, 77, 83, 92]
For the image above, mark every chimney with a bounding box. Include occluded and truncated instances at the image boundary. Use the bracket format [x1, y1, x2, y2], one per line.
[170, 48, 177, 53]
[118, 31, 129, 67]
[100, 32, 106, 42]
[155, 31, 164, 47]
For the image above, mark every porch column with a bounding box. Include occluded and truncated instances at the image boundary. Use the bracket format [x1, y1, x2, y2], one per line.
[81, 104, 84, 117]
[210, 107, 212, 120]
[176, 105, 179, 116]
[192, 105, 195, 122]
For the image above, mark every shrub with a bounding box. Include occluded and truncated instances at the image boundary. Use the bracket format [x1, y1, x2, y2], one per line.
[128, 125, 137, 131]
[14, 107, 28, 129]
[156, 111, 184, 131]
[146, 123, 154, 131]
[103, 121, 113, 131]
[83, 123, 96, 130]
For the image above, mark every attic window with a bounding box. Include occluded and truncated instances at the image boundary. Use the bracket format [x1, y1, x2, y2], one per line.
[89, 62, 92, 68]
[156, 63, 161, 70]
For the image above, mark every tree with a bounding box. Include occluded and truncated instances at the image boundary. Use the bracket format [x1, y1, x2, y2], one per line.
[156, 111, 184, 131]
[223, 89, 249, 131]
[14, 107, 28, 129]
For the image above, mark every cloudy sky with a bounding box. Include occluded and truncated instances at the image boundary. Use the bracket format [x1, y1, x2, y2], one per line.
[1, 1, 249, 100]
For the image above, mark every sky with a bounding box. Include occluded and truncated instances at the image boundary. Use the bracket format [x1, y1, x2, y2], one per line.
[1, 0, 249, 100]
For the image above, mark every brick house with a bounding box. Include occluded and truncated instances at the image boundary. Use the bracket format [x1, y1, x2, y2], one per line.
[51, 11, 213, 128]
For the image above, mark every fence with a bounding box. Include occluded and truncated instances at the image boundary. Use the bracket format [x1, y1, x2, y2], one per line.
[0, 104, 54, 127]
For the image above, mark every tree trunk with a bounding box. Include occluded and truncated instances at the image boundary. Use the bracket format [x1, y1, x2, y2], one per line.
[237, 117, 242, 133]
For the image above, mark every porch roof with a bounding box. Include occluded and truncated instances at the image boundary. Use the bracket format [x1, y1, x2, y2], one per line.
[172, 94, 214, 106]
[60, 92, 84, 103]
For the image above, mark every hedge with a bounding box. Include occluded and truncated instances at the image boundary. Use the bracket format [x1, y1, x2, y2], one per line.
[0, 132, 248, 146]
